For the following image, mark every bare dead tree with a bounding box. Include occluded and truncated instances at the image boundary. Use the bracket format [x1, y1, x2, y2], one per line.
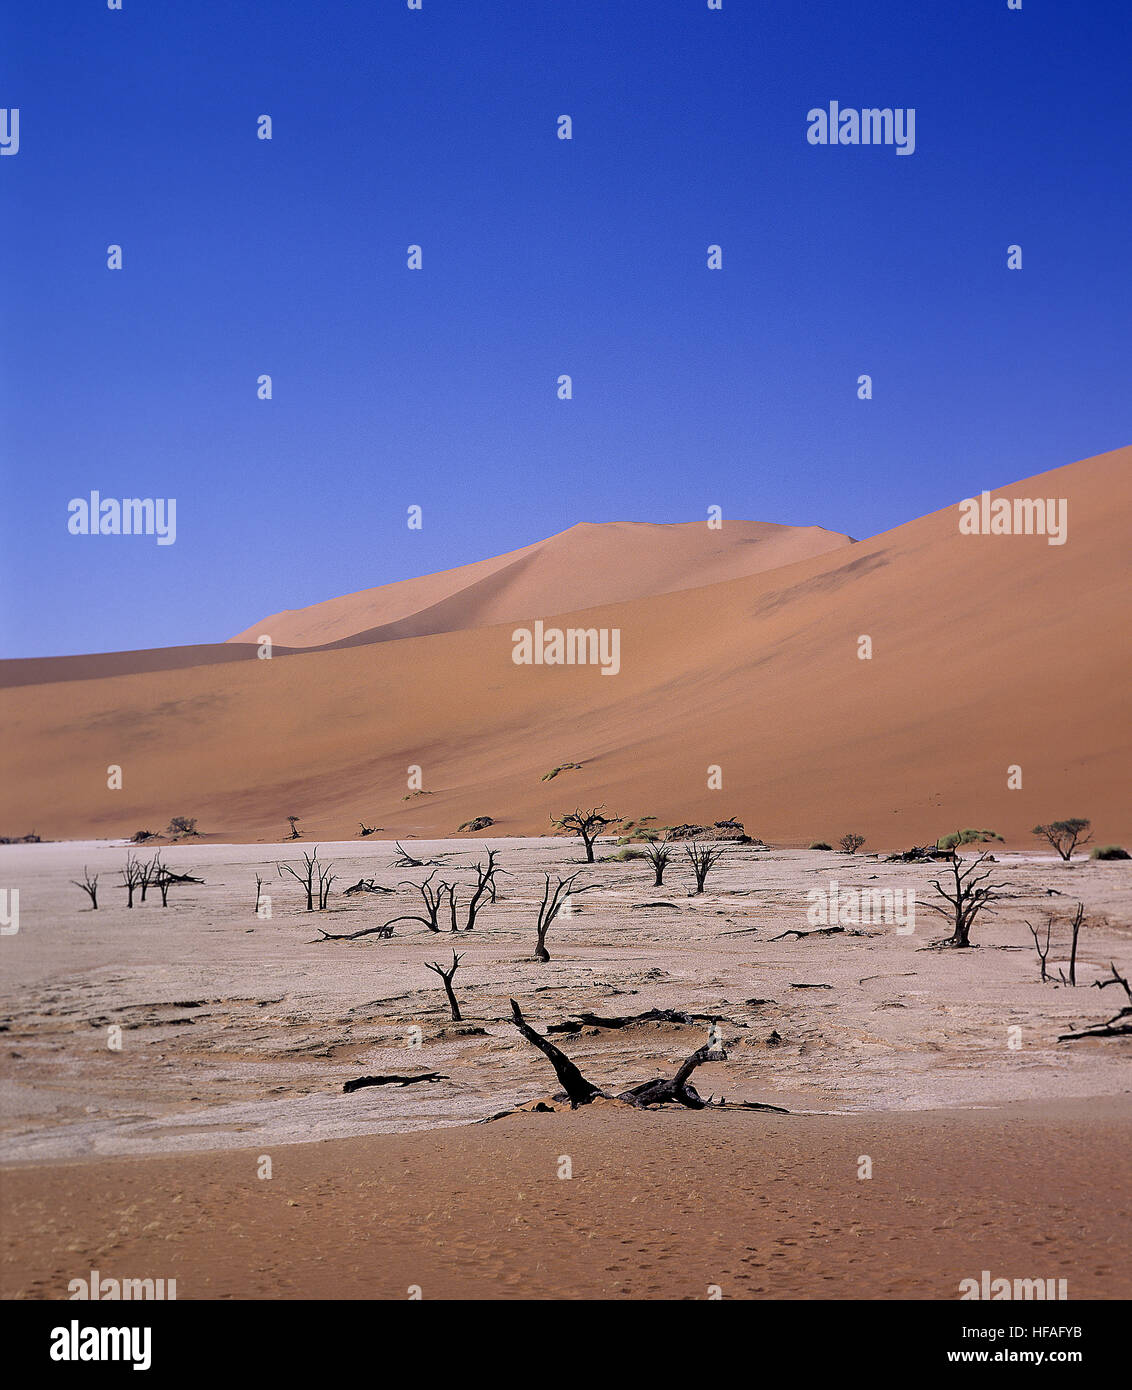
[137, 854, 160, 903]
[1026, 915, 1053, 982]
[1058, 963, 1132, 1041]
[277, 848, 324, 912]
[424, 950, 464, 1021]
[317, 857, 336, 910]
[120, 853, 144, 908]
[71, 867, 99, 909]
[925, 851, 1010, 948]
[393, 841, 422, 867]
[534, 871, 585, 961]
[506, 1000, 780, 1113]
[383, 871, 449, 933]
[509, 999, 603, 1105]
[459, 849, 504, 930]
[154, 861, 175, 907]
[343, 1072, 446, 1092]
[254, 874, 265, 916]
[641, 839, 671, 887]
[286, 815, 302, 840]
[839, 833, 866, 854]
[620, 1043, 728, 1108]
[551, 807, 619, 863]
[1033, 818, 1091, 862]
[342, 878, 394, 896]
[1067, 901, 1085, 986]
[685, 841, 725, 894]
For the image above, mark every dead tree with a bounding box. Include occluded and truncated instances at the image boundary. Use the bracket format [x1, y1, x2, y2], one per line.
[393, 842, 429, 868]
[552, 807, 619, 863]
[277, 848, 325, 912]
[137, 853, 162, 903]
[1033, 819, 1091, 862]
[1059, 964, 1132, 1041]
[1067, 901, 1085, 986]
[120, 854, 144, 908]
[317, 858, 336, 910]
[1026, 916, 1053, 982]
[839, 833, 866, 854]
[924, 851, 1009, 948]
[425, 950, 464, 1021]
[534, 871, 585, 961]
[286, 815, 302, 839]
[315, 919, 395, 941]
[381, 871, 449, 933]
[620, 1043, 728, 1109]
[509, 1000, 604, 1105]
[154, 863, 175, 907]
[642, 840, 671, 887]
[461, 849, 503, 930]
[342, 878, 394, 896]
[254, 874, 265, 916]
[343, 1072, 446, 1093]
[71, 867, 99, 909]
[685, 841, 724, 894]
[507, 1000, 759, 1112]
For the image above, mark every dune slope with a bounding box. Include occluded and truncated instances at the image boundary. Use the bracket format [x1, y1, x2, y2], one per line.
[226, 519, 854, 649]
[0, 447, 1127, 848]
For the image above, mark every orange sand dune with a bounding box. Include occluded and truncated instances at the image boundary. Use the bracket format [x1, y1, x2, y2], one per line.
[0, 447, 1127, 848]
[227, 519, 854, 649]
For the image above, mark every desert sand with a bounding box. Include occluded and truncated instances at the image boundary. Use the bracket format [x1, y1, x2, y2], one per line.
[0, 448, 1128, 848]
[4, 1099, 1128, 1301]
[1, 835, 1129, 1299]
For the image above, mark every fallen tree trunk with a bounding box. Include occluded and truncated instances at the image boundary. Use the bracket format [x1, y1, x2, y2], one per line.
[546, 1007, 742, 1035]
[509, 1000, 605, 1105]
[342, 879, 395, 896]
[316, 921, 395, 941]
[618, 1043, 726, 1109]
[508, 999, 783, 1113]
[343, 1072, 446, 1093]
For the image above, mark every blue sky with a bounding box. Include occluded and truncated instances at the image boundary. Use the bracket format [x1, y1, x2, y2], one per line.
[2, 0, 1129, 657]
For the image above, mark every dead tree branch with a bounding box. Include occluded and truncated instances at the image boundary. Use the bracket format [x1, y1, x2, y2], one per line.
[1058, 963, 1132, 1041]
[343, 1072, 447, 1093]
[425, 950, 464, 1021]
[924, 851, 1010, 947]
[71, 867, 99, 909]
[685, 841, 725, 894]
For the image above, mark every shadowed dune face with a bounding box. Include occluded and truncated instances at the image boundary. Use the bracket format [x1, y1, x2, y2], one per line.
[226, 519, 855, 649]
[0, 447, 1128, 847]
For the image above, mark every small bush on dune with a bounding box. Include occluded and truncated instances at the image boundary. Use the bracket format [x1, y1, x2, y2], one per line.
[937, 828, 1003, 852]
[458, 816, 495, 832]
[1091, 845, 1130, 861]
[542, 762, 583, 782]
[839, 833, 866, 854]
[809, 841, 833, 851]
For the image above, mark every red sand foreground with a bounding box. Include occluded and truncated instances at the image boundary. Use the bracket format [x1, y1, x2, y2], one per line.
[3, 1098, 1129, 1301]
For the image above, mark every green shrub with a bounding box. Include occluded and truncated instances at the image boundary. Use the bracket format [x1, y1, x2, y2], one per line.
[1090, 845, 1130, 860]
[809, 841, 833, 851]
[936, 828, 1003, 852]
[604, 847, 646, 862]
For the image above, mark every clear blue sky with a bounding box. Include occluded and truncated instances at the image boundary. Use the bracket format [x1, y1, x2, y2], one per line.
[2, 0, 1129, 658]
